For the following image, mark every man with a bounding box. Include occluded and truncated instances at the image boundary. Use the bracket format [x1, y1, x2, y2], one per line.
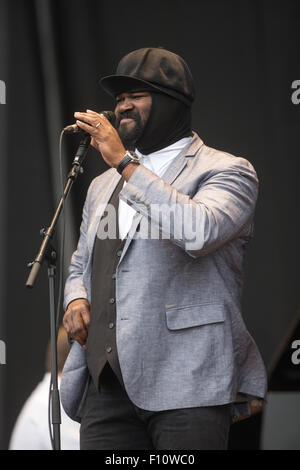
[62, 47, 267, 450]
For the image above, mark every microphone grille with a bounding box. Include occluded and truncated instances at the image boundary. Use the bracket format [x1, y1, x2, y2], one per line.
[101, 110, 116, 127]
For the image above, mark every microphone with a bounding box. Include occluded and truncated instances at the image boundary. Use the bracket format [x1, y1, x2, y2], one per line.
[63, 110, 116, 134]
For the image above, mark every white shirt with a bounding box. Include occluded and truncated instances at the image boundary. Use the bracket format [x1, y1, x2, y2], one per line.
[9, 373, 80, 450]
[118, 137, 192, 240]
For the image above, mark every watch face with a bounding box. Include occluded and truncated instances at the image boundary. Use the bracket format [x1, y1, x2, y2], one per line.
[129, 151, 140, 162]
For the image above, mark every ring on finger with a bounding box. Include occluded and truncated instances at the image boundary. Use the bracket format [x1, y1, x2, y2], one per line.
[95, 122, 101, 128]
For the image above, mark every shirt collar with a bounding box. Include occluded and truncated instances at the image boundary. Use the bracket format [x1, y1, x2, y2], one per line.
[135, 136, 192, 176]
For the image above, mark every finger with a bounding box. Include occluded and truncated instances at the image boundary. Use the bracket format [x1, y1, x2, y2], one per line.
[63, 307, 88, 344]
[98, 113, 112, 125]
[70, 322, 88, 348]
[87, 110, 111, 126]
[81, 110, 112, 130]
[72, 309, 88, 335]
[74, 329, 88, 349]
[75, 110, 109, 125]
[81, 308, 90, 328]
[63, 311, 74, 336]
[75, 119, 98, 136]
[86, 109, 101, 117]
[86, 110, 109, 127]
[74, 111, 97, 126]
[72, 304, 90, 330]
[90, 137, 98, 148]
[63, 312, 77, 339]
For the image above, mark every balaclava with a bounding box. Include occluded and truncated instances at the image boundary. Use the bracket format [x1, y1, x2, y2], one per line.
[135, 91, 192, 155]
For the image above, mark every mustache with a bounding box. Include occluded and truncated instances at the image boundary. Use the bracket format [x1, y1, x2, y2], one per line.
[116, 110, 141, 127]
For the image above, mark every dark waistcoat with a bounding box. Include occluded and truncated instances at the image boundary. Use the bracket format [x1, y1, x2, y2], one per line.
[86, 177, 126, 389]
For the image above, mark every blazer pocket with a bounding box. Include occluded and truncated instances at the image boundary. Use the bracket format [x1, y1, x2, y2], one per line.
[165, 303, 224, 330]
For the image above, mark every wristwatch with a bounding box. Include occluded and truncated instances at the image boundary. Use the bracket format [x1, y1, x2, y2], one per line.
[117, 150, 141, 175]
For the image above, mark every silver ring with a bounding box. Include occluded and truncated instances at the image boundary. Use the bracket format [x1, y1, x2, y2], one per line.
[95, 122, 101, 128]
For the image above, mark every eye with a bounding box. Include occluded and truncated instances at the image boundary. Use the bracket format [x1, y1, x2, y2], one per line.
[132, 94, 146, 99]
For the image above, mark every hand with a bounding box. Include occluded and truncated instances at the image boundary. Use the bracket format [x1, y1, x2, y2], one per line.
[74, 110, 126, 168]
[63, 298, 90, 349]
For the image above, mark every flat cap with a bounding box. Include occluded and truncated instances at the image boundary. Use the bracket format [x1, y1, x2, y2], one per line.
[100, 47, 195, 106]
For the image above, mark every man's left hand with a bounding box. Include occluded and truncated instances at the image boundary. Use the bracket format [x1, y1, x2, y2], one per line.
[74, 110, 126, 168]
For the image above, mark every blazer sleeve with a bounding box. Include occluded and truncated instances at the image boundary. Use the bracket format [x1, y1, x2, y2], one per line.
[119, 155, 259, 258]
[63, 181, 94, 310]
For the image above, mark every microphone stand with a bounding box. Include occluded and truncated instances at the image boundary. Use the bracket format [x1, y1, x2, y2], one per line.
[26, 132, 91, 450]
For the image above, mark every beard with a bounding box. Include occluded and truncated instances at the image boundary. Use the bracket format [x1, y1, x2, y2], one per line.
[116, 109, 144, 150]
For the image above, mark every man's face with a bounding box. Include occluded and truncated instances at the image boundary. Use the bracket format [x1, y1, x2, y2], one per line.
[114, 91, 152, 149]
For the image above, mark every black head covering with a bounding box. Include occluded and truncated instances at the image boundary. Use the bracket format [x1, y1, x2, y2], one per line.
[100, 47, 195, 107]
[100, 47, 195, 154]
[135, 92, 192, 155]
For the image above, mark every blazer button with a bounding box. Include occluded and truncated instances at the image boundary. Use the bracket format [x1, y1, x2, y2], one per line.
[108, 322, 114, 329]
[116, 250, 122, 257]
[109, 298, 115, 304]
[112, 273, 116, 280]
[106, 346, 112, 353]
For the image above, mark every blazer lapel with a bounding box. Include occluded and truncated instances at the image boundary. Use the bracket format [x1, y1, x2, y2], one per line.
[159, 133, 201, 185]
[87, 171, 122, 252]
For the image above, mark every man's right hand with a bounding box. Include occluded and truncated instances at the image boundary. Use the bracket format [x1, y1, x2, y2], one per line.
[63, 298, 90, 349]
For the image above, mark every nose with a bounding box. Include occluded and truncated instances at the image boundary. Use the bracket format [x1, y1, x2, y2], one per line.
[117, 97, 134, 113]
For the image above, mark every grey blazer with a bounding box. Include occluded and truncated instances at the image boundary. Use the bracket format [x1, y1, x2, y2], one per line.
[61, 133, 267, 422]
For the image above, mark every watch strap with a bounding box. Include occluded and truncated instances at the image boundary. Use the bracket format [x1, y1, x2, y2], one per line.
[117, 152, 140, 175]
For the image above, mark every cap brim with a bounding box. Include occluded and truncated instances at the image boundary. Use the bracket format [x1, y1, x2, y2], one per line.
[100, 75, 159, 97]
[99, 74, 192, 106]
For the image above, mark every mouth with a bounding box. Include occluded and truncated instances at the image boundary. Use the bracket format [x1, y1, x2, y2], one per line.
[120, 117, 135, 124]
